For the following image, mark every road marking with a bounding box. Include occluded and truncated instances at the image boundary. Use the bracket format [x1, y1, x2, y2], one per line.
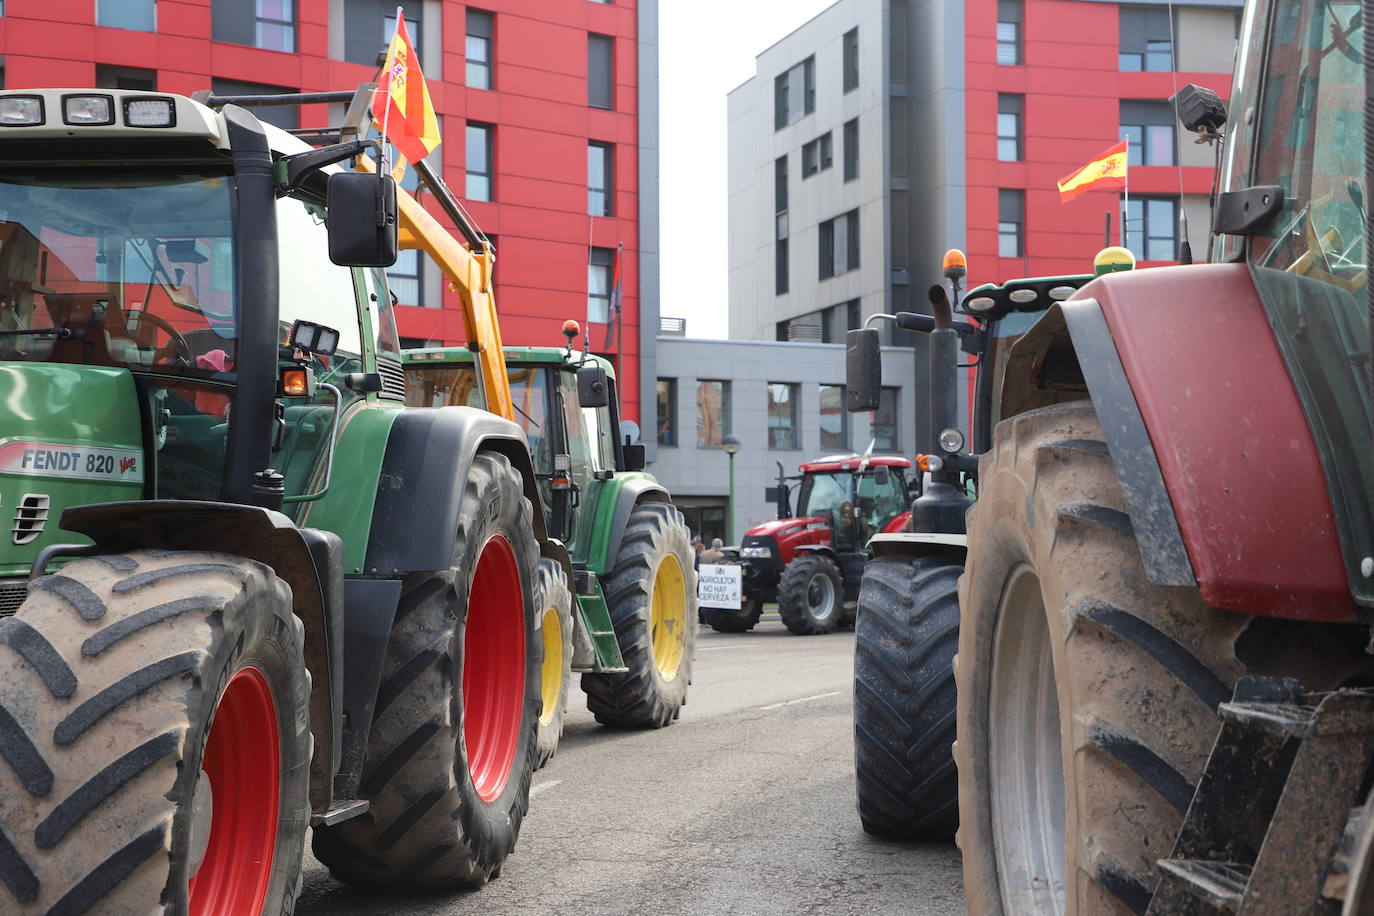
[529, 779, 562, 797]
[758, 691, 842, 711]
[697, 644, 755, 652]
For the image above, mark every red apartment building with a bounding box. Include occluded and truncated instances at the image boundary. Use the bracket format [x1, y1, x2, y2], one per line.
[964, 0, 1239, 279]
[0, 0, 658, 422]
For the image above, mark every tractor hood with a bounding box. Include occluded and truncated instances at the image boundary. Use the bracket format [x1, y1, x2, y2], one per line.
[743, 517, 828, 540]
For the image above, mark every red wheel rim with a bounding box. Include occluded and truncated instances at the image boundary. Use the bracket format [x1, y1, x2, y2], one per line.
[188, 666, 280, 915]
[462, 534, 526, 802]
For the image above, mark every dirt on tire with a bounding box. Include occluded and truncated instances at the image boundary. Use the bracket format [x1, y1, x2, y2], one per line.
[581, 502, 696, 727]
[0, 549, 309, 914]
[313, 450, 540, 890]
[854, 554, 960, 840]
[955, 401, 1367, 915]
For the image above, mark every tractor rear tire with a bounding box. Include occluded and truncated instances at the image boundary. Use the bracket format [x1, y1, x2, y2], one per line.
[854, 554, 961, 840]
[954, 402, 1366, 915]
[313, 450, 539, 890]
[777, 554, 844, 635]
[703, 597, 763, 633]
[582, 502, 696, 727]
[534, 558, 573, 768]
[0, 549, 310, 914]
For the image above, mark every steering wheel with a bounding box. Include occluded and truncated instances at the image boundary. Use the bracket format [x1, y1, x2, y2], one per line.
[134, 312, 193, 366]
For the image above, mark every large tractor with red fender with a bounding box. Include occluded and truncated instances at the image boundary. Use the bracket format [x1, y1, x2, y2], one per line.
[703, 454, 911, 635]
[855, 0, 1374, 909]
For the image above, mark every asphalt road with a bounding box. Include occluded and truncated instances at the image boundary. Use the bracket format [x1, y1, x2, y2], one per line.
[297, 615, 965, 915]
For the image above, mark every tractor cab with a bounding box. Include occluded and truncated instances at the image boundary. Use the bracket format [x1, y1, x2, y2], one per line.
[794, 456, 912, 551]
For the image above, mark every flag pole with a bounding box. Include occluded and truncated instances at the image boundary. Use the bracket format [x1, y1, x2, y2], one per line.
[379, 6, 403, 175]
[1122, 173, 1130, 253]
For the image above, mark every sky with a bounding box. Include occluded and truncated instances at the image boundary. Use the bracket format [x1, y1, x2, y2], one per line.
[657, 0, 838, 339]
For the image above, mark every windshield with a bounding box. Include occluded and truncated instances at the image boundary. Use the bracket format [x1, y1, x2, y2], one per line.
[404, 363, 552, 474]
[0, 171, 236, 376]
[1237, 0, 1372, 605]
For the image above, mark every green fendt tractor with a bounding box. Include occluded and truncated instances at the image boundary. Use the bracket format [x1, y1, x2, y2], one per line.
[0, 84, 565, 912]
[405, 324, 697, 765]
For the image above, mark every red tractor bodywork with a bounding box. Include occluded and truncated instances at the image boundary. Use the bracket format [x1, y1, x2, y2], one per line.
[1079, 263, 1352, 622]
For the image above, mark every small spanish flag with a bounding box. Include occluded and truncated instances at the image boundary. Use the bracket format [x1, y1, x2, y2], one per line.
[376, 11, 441, 166]
[1057, 140, 1128, 203]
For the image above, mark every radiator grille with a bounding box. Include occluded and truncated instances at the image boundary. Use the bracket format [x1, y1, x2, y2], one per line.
[0, 579, 27, 617]
[376, 355, 407, 402]
[13, 494, 49, 545]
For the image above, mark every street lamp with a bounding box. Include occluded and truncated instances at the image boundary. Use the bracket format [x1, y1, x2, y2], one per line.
[721, 434, 742, 544]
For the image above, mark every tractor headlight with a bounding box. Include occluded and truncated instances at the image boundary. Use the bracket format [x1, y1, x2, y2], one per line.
[63, 95, 115, 126]
[740, 546, 773, 558]
[124, 97, 176, 128]
[938, 427, 965, 454]
[0, 96, 44, 126]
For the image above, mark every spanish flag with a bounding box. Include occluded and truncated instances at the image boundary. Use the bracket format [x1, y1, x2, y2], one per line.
[1057, 140, 1128, 203]
[377, 11, 441, 165]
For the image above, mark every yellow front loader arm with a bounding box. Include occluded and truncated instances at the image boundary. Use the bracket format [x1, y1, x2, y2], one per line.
[356, 155, 513, 422]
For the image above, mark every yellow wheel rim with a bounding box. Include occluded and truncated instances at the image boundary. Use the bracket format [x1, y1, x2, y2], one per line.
[649, 553, 687, 681]
[539, 604, 563, 727]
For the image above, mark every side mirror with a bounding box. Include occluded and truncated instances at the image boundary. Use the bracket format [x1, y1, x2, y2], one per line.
[622, 442, 646, 471]
[577, 364, 610, 408]
[846, 328, 881, 411]
[327, 172, 398, 267]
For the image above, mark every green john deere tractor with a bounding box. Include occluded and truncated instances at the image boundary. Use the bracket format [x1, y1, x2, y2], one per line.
[0, 84, 568, 912]
[405, 326, 697, 765]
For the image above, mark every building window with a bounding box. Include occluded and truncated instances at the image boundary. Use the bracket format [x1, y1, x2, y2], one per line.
[843, 118, 859, 181]
[997, 94, 1022, 162]
[998, 189, 1023, 258]
[842, 27, 859, 92]
[997, 0, 1021, 66]
[212, 79, 298, 130]
[819, 209, 860, 280]
[213, 0, 295, 52]
[657, 378, 676, 446]
[767, 383, 799, 449]
[99, 0, 155, 31]
[587, 246, 615, 323]
[1120, 100, 1176, 166]
[588, 34, 614, 109]
[345, 2, 421, 66]
[819, 384, 848, 451]
[801, 133, 833, 178]
[874, 387, 899, 450]
[1120, 6, 1173, 71]
[1124, 196, 1178, 261]
[775, 156, 789, 295]
[467, 9, 493, 90]
[697, 380, 730, 448]
[466, 123, 493, 201]
[589, 142, 613, 216]
[96, 65, 156, 91]
[389, 249, 423, 306]
[773, 56, 815, 130]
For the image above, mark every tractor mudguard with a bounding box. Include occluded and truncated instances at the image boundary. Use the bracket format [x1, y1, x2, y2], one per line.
[58, 500, 343, 816]
[795, 544, 838, 561]
[999, 263, 1352, 622]
[589, 475, 669, 574]
[362, 405, 548, 576]
[867, 531, 967, 564]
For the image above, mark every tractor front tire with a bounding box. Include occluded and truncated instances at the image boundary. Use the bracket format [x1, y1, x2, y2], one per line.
[0, 549, 309, 914]
[702, 596, 763, 633]
[534, 558, 573, 768]
[854, 554, 961, 840]
[313, 450, 540, 890]
[582, 502, 696, 727]
[777, 554, 844, 635]
[954, 402, 1365, 914]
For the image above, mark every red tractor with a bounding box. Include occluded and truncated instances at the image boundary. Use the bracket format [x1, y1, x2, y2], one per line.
[703, 455, 912, 635]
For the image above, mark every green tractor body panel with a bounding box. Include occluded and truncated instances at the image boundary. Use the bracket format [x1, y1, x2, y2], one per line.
[293, 403, 402, 575]
[405, 345, 676, 672]
[0, 364, 146, 576]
